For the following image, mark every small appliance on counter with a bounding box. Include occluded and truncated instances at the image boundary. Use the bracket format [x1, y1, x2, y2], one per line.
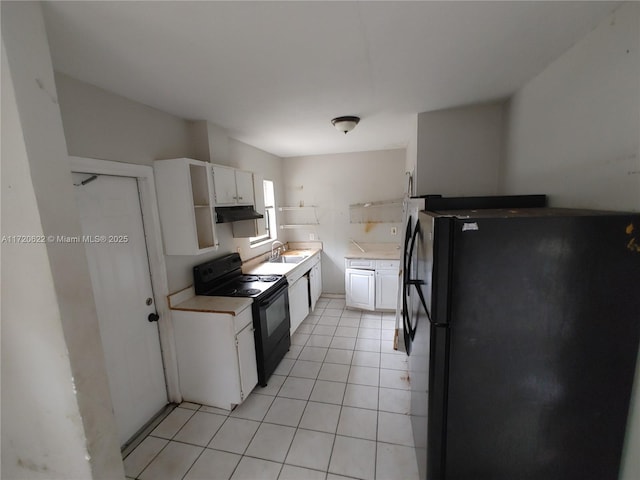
[194, 253, 290, 386]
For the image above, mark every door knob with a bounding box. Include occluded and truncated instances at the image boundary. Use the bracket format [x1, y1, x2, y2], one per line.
[148, 313, 159, 322]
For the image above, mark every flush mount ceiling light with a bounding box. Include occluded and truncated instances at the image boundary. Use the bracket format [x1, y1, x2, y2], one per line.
[331, 116, 360, 134]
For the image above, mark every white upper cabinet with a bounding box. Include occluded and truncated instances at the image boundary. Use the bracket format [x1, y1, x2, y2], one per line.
[235, 170, 255, 206]
[211, 164, 255, 206]
[211, 165, 236, 205]
[154, 158, 218, 255]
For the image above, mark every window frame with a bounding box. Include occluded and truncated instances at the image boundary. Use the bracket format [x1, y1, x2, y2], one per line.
[250, 179, 277, 247]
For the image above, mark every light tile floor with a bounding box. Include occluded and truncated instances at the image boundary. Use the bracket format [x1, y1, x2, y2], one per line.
[124, 297, 419, 480]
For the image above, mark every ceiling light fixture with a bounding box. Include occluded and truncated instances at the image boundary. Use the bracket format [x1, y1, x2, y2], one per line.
[331, 116, 360, 134]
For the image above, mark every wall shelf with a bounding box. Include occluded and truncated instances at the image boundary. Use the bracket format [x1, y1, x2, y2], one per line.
[279, 205, 319, 229]
[278, 206, 318, 211]
[280, 224, 318, 230]
[349, 199, 403, 224]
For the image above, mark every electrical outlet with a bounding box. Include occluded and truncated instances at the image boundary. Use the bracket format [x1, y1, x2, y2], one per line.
[309, 233, 315, 241]
[391, 227, 398, 235]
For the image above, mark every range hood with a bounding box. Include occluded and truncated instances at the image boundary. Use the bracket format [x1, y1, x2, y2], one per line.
[215, 205, 264, 224]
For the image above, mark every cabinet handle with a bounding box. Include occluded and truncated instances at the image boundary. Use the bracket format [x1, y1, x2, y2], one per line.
[238, 196, 243, 200]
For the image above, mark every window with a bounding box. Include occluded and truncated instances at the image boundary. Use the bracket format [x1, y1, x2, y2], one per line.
[250, 180, 277, 245]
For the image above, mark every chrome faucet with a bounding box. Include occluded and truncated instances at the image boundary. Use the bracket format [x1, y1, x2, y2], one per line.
[271, 240, 285, 260]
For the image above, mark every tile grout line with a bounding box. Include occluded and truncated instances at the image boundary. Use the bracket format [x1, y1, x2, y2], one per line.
[177, 404, 233, 480]
[172, 406, 211, 480]
[133, 299, 411, 480]
[134, 406, 199, 480]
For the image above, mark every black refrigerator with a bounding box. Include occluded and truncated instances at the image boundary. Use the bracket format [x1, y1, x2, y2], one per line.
[404, 203, 640, 480]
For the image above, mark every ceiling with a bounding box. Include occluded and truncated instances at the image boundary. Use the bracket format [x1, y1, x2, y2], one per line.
[42, 1, 618, 158]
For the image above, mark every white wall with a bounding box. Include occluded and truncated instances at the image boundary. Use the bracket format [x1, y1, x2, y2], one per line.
[1, 3, 123, 478]
[415, 101, 507, 196]
[501, 3, 640, 478]
[405, 114, 418, 195]
[503, 2, 639, 211]
[55, 72, 196, 165]
[1, 39, 94, 480]
[283, 150, 406, 294]
[55, 78, 286, 293]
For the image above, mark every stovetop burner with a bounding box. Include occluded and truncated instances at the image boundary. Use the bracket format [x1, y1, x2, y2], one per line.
[240, 276, 259, 283]
[237, 288, 261, 296]
[259, 276, 279, 282]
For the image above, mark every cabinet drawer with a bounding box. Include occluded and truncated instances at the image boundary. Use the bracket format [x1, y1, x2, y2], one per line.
[345, 258, 375, 269]
[375, 260, 400, 270]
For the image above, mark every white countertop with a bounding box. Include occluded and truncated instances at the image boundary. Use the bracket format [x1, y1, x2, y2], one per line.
[171, 295, 252, 316]
[167, 245, 322, 310]
[345, 243, 401, 260]
[168, 286, 252, 316]
[244, 248, 321, 280]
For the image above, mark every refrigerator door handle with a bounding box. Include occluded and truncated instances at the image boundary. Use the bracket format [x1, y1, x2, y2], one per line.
[407, 279, 447, 327]
[407, 218, 448, 329]
[402, 215, 415, 343]
[405, 220, 447, 330]
[405, 218, 422, 340]
[402, 215, 413, 284]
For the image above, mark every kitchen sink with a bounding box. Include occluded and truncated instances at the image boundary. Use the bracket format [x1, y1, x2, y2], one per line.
[269, 255, 308, 264]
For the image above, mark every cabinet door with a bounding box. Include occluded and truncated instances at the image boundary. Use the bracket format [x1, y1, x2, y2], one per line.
[289, 277, 310, 335]
[310, 262, 322, 311]
[172, 310, 241, 409]
[211, 165, 237, 205]
[376, 269, 399, 310]
[154, 158, 218, 255]
[345, 268, 375, 311]
[236, 323, 258, 401]
[235, 170, 255, 206]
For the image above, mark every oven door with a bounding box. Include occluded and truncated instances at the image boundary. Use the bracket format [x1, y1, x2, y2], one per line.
[253, 281, 291, 386]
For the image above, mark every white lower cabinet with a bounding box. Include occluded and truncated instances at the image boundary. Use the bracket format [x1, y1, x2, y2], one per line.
[345, 258, 399, 311]
[345, 268, 376, 311]
[172, 305, 258, 410]
[375, 260, 400, 310]
[309, 259, 322, 312]
[285, 251, 322, 334]
[236, 322, 259, 397]
[289, 276, 309, 335]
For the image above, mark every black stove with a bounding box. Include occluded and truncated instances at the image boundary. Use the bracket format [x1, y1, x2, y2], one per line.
[193, 253, 291, 387]
[204, 275, 285, 298]
[194, 254, 287, 299]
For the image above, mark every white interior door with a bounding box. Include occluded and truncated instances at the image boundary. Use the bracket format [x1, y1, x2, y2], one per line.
[73, 173, 167, 446]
